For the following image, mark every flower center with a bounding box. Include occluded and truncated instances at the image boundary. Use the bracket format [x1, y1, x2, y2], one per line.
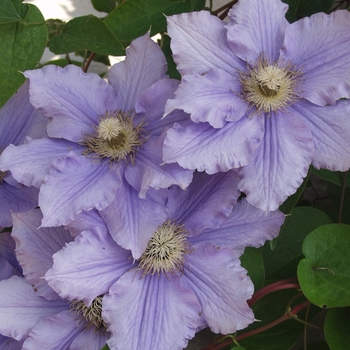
[70, 295, 108, 333]
[80, 111, 145, 163]
[240, 55, 301, 115]
[138, 219, 192, 277]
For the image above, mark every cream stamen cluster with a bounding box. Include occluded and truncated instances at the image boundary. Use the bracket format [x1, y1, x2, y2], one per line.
[240, 55, 301, 115]
[138, 219, 192, 277]
[70, 295, 108, 332]
[81, 111, 145, 163]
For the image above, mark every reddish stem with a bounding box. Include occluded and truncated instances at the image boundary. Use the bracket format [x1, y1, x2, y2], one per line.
[83, 52, 95, 73]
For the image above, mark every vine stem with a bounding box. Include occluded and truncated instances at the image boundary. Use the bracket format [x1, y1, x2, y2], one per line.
[201, 301, 309, 350]
[83, 52, 95, 73]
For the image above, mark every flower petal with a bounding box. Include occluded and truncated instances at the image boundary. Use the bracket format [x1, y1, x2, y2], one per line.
[65, 209, 106, 238]
[45, 227, 132, 305]
[167, 11, 244, 76]
[24, 65, 118, 142]
[100, 181, 168, 259]
[125, 135, 193, 197]
[0, 80, 46, 148]
[168, 171, 240, 236]
[0, 335, 23, 350]
[22, 310, 106, 350]
[0, 276, 68, 341]
[12, 209, 73, 300]
[165, 69, 247, 128]
[39, 152, 122, 227]
[103, 272, 201, 350]
[189, 198, 285, 253]
[292, 99, 350, 171]
[0, 137, 79, 188]
[0, 182, 38, 227]
[0, 257, 16, 281]
[135, 78, 180, 133]
[108, 33, 167, 112]
[226, 0, 288, 62]
[281, 10, 350, 105]
[238, 111, 314, 211]
[0, 232, 20, 273]
[163, 118, 264, 174]
[183, 242, 254, 333]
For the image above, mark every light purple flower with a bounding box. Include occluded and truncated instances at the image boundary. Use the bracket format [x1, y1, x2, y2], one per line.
[163, 0, 350, 211]
[45, 171, 285, 350]
[0, 210, 108, 349]
[0, 81, 47, 228]
[0, 33, 192, 227]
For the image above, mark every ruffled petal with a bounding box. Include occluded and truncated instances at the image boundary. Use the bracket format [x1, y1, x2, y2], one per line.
[0, 232, 20, 273]
[165, 69, 247, 128]
[238, 111, 314, 211]
[0, 137, 79, 188]
[189, 198, 285, 253]
[22, 310, 105, 350]
[0, 335, 23, 350]
[24, 65, 118, 142]
[226, 0, 288, 62]
[0, 182, 38, 227]
[103, 272, 201, 350]
[65, 209, 106, 238]
[168, 171, 240, 236]
[12, 210, 73, 300]
[39, 152, 122, 227]
[0, 276, 68, 341]
[0, 80, 46, 148]
[45, 227, 132, 305]
[167, 11, 244, 75]
[182, 242, 254, 333]
[163, 118, 264, 174]
[135, 78, 180, 133]
[100, 181, 168, 259]
[108, 33, 167, 112]
[125, 135, 193, 197]
[292, 99, 350, 171]
[281, 10, 350, 105]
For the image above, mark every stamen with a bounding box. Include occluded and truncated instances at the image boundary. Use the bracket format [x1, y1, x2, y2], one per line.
[70, 295, 108, 333]
[138, 219, 192, 277]
[80, 111, 146, 164]
[239, 55, 302, 115]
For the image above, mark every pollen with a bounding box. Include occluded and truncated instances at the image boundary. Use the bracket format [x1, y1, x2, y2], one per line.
[240, 55, 302, 115]
[80, 111, 146, 163]
[70, 295, 108, 333]
[138, 219, 192, 277]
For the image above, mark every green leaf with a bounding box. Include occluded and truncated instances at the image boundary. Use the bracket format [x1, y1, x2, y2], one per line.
[282, 0, 334, 23]
[100, 344, 110, 350]
[298, 224, 350, 308]
[159, 33, 180, 80]
[263, 207, 332, 279]
[240, 247, 265, 291]
[49, 15, 124, 56]
[279, 170, 310, 215]
[0, 0, 48, 107]
[104, 0, 206, 48]
[312, 167, 350, 188]
[325, 307, 350, 350]
[0, 0, 26, 23]
[231, 347, 247, 350]
[297, 340, 330, 350]
[92, 0, 117, 13]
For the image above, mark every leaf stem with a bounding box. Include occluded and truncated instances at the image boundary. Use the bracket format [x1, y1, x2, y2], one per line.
[83, 52, 95, 73]
[338, 171, 348, 223]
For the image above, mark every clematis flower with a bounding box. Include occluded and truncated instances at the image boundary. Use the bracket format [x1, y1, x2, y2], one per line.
[0, 33, 192, 227]
[0, 232, 23, 350]
[45, 171, 285, 350]
[163, 0, 350, 211]
[0, 209, 109, 349]
[0, 81, 47, 228]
